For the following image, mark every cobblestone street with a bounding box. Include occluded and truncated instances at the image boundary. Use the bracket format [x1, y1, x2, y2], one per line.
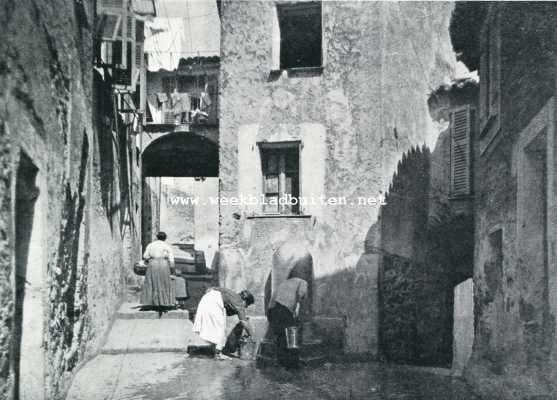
[68, 353, 478, 400]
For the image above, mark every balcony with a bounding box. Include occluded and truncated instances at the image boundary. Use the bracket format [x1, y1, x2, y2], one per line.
[145, 91, 218, 133]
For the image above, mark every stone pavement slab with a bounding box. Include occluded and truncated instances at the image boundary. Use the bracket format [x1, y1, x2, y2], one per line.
[101, 318, 206, 354]
[67, 354, 481, 400]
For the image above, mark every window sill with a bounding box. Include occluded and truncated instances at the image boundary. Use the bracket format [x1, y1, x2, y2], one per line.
[269, 66, 323, 80]
[246, 214, 312, 219]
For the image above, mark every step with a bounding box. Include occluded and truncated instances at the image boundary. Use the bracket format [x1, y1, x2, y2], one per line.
[116, 302, 190, 320]
[256, 352, 327, 368]
[101, 319, 194, 354]
[256, 338, 329, 368]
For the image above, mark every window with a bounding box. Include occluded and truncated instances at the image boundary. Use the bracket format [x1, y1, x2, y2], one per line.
[162, 77, 176, 93]
[259, 142, 300, 214]
[97, 0, 140, 89]
[277, 2, 322, 69]
[450, 106, 474, 197]
[178, 76, 205, 93]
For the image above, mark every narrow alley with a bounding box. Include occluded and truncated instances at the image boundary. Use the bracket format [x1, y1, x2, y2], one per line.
[2, 1, 557, 400]
[68, 356, 478, 400]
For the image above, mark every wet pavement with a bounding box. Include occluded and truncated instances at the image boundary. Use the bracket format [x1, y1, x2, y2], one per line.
[67, 353, 480, 400]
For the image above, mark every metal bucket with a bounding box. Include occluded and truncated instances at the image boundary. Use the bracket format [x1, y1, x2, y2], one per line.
[238, 337, 258, 360]
[285, 326, 300, 349]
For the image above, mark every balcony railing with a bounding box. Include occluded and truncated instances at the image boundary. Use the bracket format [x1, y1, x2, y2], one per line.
[146, 91, 217, 127]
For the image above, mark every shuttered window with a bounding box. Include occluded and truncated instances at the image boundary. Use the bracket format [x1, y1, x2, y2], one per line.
[450, 106, 473, 197]
[97, 0, 141, 90]
[101, 14, 121, 40]
[259, 143, 300, 214]
[135, 43, 143, 69]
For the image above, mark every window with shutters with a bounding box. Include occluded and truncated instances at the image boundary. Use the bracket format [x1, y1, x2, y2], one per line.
[450, 106, 474, 197]
[479, 8, 501, 154]
[96, 0, 143, 90]
[259, 142, 300, 215]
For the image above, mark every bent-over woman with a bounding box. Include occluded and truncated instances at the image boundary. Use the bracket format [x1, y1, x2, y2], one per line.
[192, 287, 254, 360]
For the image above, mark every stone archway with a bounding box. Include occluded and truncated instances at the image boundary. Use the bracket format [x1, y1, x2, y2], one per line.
[142, 131, 218, 178]
[141, 131, 219, 247]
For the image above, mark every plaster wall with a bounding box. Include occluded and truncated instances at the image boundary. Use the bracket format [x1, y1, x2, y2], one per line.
[219, 0, 457, 353]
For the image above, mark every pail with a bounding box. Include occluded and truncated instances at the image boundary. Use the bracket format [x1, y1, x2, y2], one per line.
[285, 326, 300, 349]
[238, 337, 258, 360]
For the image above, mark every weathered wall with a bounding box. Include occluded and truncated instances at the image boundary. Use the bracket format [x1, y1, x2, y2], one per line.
[453, 278, 474, 376]
[0, 1, 141, 398]
[0, 111, 13, 398]
[160, 178, 195, 244]
[142, 176, 161, 246]
[378, 145, 455, 367]
[377, 80, 477, 368]
[463, 4, 557, 399]
[193, 178, 219, 269]
[219, 0, 457, 353]
[378, 103, 475, 367]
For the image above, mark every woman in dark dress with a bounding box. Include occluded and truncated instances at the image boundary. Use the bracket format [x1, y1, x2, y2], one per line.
[267, 275, 308, 369]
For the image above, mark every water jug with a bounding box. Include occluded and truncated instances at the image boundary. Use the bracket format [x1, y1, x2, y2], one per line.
[238, 337, 258, 360]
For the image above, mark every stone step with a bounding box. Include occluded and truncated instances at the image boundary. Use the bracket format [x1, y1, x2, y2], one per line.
[255, 352, 328, 368]
[116, 302, 190, 320]
[256, 337, 332, 368]
[101, 318, 203, 354]
[258, 338, 327, 357]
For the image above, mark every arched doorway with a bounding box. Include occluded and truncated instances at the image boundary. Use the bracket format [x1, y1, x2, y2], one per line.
[140, 130, 219, 308]
[142, 131, 218, 178]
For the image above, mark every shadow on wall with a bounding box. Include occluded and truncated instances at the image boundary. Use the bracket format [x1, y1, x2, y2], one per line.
[13, 152, 39, 399]
[94, 70, 137, 241]
[46, 133, 91, 396]
[376, 144, 473, 367]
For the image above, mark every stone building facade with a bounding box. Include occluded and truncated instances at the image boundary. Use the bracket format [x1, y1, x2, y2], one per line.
[378, 79, 477, 370]
[451, 3, 557, 399]
[0, 0, 148, 398]
[218, 0, 458, 354]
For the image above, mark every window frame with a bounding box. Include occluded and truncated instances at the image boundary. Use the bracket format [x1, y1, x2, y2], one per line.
[258, 141, 302, 215]
[273, 1, 323, 73]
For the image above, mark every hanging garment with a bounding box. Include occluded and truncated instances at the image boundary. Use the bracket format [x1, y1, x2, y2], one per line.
[200, 92, 211, 112]
[171, 91, 183, 116]
[179, 93, 191, 113]
[156, 92, 168, 104]
[147, 95, 162, 123]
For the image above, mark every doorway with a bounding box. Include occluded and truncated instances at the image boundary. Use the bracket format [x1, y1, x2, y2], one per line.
[13, 151, 45, 400]
[518, 127, 549, 359]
